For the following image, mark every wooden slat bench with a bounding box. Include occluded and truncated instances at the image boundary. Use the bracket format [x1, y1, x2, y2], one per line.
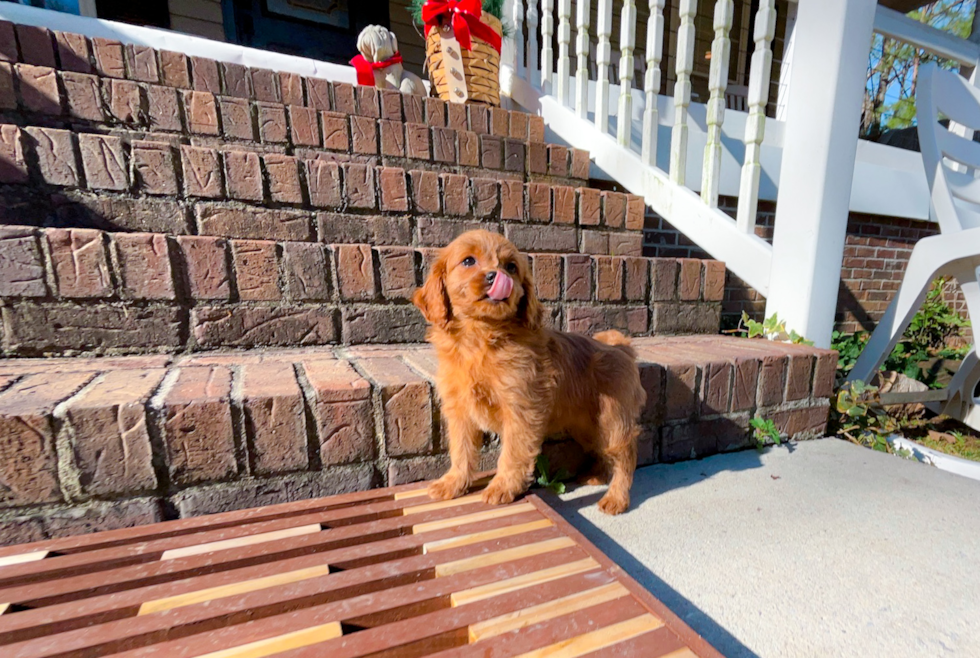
[0, 479, 723, 658]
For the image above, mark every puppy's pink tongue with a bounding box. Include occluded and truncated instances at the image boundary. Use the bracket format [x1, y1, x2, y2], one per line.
[487, 272, 513, 301]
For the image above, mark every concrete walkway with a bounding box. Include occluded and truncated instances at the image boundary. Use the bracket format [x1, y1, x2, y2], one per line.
[545, 439, 980, 657]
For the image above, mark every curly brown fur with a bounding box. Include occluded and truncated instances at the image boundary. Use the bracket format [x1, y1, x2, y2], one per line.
[412, 230, 646, 514]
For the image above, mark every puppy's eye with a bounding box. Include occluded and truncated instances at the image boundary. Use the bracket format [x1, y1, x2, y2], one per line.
[461, 256, 476, 267]
[505, 262, 518, 274]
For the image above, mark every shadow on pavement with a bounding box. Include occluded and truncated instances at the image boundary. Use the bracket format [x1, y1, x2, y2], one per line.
[542, 447, 788, 658]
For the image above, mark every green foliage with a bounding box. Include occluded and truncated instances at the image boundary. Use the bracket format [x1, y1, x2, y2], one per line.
[534, 455, 570, 495]
[735, 312, 814, 346]
[749, 417, 781, 452]
[831, 277, 969, 388]
[863, 0, 974, 139]
[831, 330, 867, 376]
[831, 380, 902, 452]
[408, 0, 512, 38]
[905, 277, 970, 351]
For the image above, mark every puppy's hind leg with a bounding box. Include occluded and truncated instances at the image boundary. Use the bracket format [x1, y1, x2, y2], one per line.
[428, 410, 481, 500]
[596, 397, 639, 515]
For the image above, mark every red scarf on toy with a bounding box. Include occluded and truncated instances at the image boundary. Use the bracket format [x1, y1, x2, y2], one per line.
[421, 0, 501, 53]
[350, 53, 404, 87]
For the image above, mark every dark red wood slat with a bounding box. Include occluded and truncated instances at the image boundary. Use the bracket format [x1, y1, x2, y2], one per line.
[0, 509, 550, 646]
[0, 499, 533, 608]
[0, 491, 494, 589]
[108, 569, 619, 658]
[0, 485, 723, 658]
[4, 530, 579, 658]
[425, 597, 651, 658]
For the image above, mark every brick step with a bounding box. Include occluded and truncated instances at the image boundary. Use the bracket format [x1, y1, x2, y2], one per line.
[0, 122, 638, 253]
[0, 25, 588, 184]
[0, 335, 836, 545]
[0, 224, 720, 355]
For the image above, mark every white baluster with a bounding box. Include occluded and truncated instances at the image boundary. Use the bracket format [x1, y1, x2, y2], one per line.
[542, 0, 555, 87]
[736, 0, 776, 232]
[513, 0, 525, 76]
[557, 0, 572, 104]
[701, 0, 734, 207]
[500, 0, 519, 75]
[617, 0, 637, 146]
[596, 0, 613, 133]
[527, 0, 539, 83]
[670, 0, 697, 184]
[641, 0, 665, 166]
[575, 0, 591, 118]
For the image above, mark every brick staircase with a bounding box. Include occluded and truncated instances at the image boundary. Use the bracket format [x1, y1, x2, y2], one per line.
[0, 21, 836, 546]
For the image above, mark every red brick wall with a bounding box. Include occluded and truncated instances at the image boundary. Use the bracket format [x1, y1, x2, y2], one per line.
[641, 198, 968, 336]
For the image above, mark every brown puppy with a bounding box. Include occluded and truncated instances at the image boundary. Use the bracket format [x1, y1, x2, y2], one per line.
[412, 230, 646, 514]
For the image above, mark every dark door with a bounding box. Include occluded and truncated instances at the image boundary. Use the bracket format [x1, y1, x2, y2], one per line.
[95, 0, 170, 28]
[223, 0, 389, 65]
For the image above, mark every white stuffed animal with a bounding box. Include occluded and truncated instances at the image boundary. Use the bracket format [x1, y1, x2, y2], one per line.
[355, 26, 426, 96]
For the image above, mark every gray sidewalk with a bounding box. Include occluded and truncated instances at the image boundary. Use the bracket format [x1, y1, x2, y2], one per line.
[546, 439, 980, 657]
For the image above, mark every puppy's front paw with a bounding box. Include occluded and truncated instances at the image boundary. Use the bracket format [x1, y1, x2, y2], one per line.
[597, 492, 629, 515]
[481, 479, 519, 506]
[428, 474, 467, 501]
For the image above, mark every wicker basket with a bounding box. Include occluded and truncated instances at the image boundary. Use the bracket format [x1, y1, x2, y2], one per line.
[425, 14, 501, 106]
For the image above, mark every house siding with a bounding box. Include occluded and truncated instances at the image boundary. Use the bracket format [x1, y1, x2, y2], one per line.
[168, 0, 226, 42]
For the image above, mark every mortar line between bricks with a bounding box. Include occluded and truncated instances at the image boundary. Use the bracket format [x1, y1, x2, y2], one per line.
[148, 366, 181, 496]
[51, 371, 105, 504]
[228, 363, 251, 477]
[291, 360, 325, 473]
[345, 357, 391, 488]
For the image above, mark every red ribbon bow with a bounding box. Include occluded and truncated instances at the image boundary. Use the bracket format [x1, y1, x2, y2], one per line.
[349, 52, 403, 87]
[422, 0, 501, 53]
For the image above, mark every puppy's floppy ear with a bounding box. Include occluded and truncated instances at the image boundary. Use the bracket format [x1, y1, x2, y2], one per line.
[516, 258, 543, 331]
[413, 257, 452, 328]
[388, 30, 399, 52]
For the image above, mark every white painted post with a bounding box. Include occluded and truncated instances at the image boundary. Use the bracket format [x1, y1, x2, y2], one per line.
[670, 0, 697, 185]
[575, 0, 592, 118]
[736, 0, 777, 231]
[617, 0, 637, 146]
[527, 0, 540, 83]
[775, 1, 798, 121]
[701, 0, 734, 207]
[596, 0, 614, 133]
[558, 0, 573, 104]
[513, 0, 526, 76]
[641, 0, 665, 165]
[766, 0, 877, 348]
[542, 0, 555, 87]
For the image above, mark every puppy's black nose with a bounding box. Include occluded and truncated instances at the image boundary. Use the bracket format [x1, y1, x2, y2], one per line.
[485, 271, 496, 284]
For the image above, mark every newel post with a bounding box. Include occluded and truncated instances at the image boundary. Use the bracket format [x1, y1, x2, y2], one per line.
[765, 0, 876, 348]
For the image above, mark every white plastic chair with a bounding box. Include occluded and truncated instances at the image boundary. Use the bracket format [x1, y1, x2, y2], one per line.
[725, 84, 749, 112]
[848, 64, 980, 429]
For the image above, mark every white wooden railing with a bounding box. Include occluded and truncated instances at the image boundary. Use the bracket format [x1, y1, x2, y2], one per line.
[503, 0, 781, 296]
[501, 0, 980, 340]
